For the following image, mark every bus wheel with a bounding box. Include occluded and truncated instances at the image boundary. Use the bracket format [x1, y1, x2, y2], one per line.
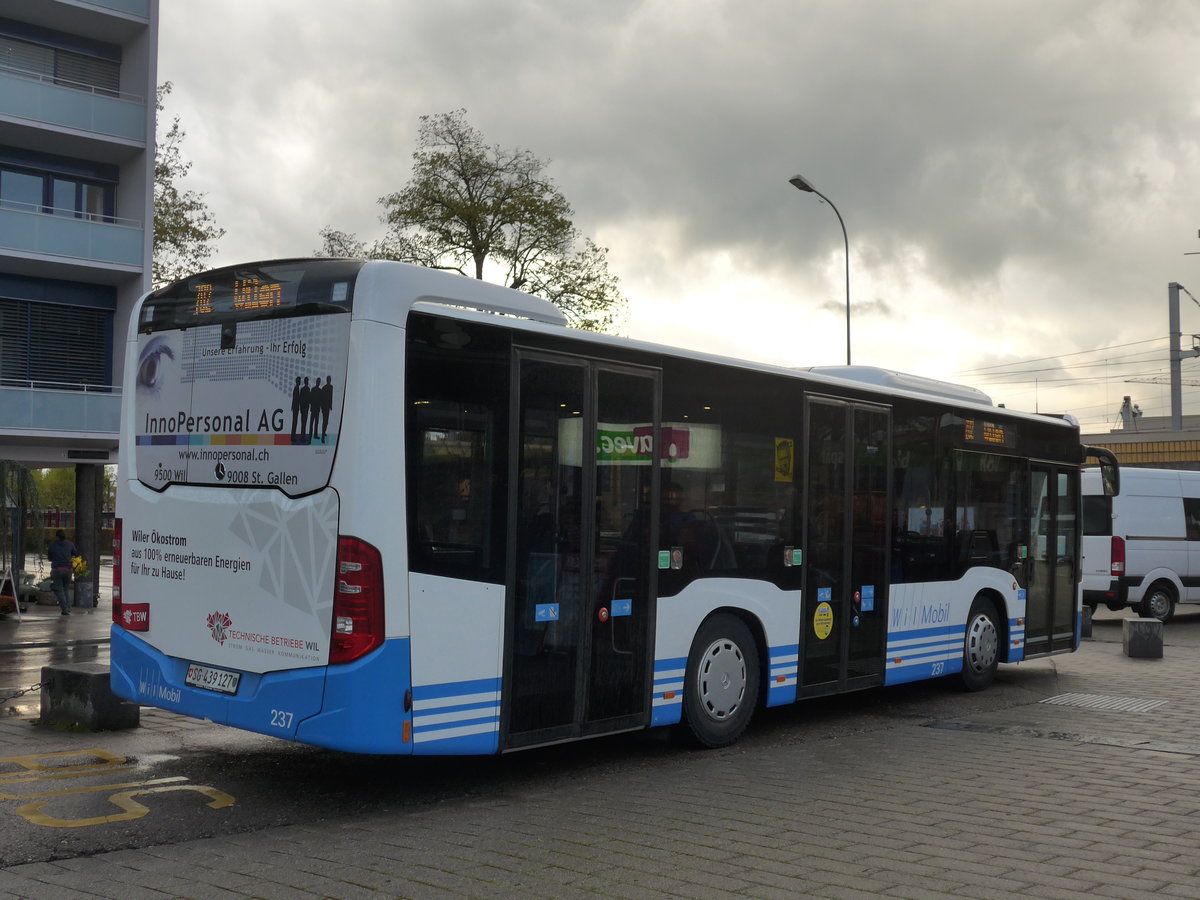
[683, 614, 760, 748]
[1140, 582, 1176, 623]
[958, 595, 999, 692]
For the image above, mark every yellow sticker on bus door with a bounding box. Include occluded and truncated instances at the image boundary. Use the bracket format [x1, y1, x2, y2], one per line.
[814, 601, 834, 640]
[775, 438, 794, 483]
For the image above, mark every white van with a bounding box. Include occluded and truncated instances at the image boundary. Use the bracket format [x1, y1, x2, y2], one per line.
[1082, 466, 1200, 622]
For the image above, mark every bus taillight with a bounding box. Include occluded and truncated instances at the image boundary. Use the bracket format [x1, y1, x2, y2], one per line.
[330, 536, 384, 664]
[111, 517, 123, 626]
[1111, 535, 1126, 576]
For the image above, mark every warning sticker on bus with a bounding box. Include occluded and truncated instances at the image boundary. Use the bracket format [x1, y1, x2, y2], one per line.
[133, 314, 351, 496]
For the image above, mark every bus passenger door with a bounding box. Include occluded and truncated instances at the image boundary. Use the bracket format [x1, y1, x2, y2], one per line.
[1025, 464, 1079, 654]
[801, 398, 890, 694]
[506, 353, 658, 747]
[586, 367, 657, 729]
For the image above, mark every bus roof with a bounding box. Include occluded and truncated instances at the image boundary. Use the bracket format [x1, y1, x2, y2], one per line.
[142, 258, 1074, 430]
[359, 260, 1072, 429]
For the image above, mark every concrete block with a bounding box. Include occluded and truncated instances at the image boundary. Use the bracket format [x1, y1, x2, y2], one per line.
[1081, 606, 1093, 639]
[39, 663, 140, 731]
[1122, 617, 1163, 659]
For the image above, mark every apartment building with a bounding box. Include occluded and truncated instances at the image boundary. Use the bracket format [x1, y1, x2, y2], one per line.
[0, 0, 158, 563]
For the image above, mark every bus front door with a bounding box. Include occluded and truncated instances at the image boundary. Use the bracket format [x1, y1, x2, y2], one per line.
[507, 353, 659, 748]
[1025, 464, 1079, 655]
[801, 398, 890, 695]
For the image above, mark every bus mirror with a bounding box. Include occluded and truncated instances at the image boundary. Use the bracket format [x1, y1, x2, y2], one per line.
[1083, 446, 1120, 497]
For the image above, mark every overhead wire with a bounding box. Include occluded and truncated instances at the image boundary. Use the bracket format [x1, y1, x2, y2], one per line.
[949, 335, 1187, 426]
[954, 337, 1168, 376]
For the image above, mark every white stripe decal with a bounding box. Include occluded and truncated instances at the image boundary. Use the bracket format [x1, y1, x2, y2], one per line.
[414, 721, 497, 742]
[418, 706, 500, 727]
[412, 690, 501, 711]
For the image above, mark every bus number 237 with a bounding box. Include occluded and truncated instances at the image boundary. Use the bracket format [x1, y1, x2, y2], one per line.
[270, 709, 294, 730]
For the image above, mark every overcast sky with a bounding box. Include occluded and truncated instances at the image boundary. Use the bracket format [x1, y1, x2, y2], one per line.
[158, 0, 1200, 430]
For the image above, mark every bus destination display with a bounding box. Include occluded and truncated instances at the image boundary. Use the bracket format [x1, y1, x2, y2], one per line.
[963, 418, 1012, 447]
[141, 260, 365, 332]
[193, 277, 285, 315]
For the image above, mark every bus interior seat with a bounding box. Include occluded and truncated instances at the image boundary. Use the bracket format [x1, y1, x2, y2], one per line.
[961, 529, 998, 563]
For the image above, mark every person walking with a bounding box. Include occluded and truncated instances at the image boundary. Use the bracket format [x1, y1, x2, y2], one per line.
[47, 529, 77, 616]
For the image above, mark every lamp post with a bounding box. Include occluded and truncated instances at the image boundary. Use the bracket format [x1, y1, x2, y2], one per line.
[789, 174, 851, 366]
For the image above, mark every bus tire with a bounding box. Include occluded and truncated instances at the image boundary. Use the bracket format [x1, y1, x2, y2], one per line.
[682, 614, 760, 748]
[958, 595, 1000, 692]
[1140, 582, 1175, 623]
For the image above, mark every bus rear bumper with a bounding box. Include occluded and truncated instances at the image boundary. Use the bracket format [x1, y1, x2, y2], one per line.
[110, 627, 415, 754]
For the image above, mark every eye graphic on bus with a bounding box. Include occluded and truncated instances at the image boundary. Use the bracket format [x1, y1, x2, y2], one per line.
[137, 336, 175, 396]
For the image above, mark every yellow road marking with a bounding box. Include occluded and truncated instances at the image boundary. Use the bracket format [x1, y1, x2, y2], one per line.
[17, 784, 235, 828]
[0, 748, 236, 828]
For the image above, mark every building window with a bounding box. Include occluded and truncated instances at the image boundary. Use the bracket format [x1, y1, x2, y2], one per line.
[0, 165, 114, 220]
[0, 169, 41, 211]
[0, 34, 119, 96]
[0, 299, 110, 388]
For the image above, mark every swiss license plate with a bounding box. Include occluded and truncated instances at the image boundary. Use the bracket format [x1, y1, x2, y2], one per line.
[184, 663, 241, 695]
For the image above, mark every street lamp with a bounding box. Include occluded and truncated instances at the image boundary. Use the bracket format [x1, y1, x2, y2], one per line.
[789, 174, 851, 366]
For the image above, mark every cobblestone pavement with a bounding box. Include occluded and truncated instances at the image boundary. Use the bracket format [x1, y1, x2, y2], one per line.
[0, 608, 1198, 899]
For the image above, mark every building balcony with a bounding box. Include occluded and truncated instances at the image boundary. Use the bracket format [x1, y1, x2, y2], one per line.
[0, 203, 143, 272]
[0, 382, 120, 437]
[0, 65, 146, 148]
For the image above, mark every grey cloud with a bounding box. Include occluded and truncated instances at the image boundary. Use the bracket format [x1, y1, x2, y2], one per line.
[160, 0, 1200, 414]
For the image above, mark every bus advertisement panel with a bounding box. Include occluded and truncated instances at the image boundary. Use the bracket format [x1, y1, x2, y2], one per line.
[134, 282, 352, 496]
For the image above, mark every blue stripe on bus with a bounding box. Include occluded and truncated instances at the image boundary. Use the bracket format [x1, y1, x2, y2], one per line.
[651, 656, 685, 726]
[416, 698, 499, 718]
[884, 657, 964, 686]
[891, 646, 959, 665]
[412, 730, 500, 755]
[885, 610, 1031, 683]
[413, 714, 501, 735]
[766, 644, 798, 707]
[411, 677, 501, 702]
[888, 623, 962, 644]
[884, 622, 963, 687]
[410, 676, 502, 755]
[1008, 617, 1026, 662]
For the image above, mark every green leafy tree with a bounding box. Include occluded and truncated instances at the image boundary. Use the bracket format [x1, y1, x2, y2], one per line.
[153, 82, 224, 286]
[30, 468, 74, 511]
[317, 110, 625, 332]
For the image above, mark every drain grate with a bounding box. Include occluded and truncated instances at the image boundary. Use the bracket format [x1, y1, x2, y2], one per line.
[1040, 692, 1167, 713]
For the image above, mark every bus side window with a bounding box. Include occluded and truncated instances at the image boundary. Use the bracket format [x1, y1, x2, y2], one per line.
[413, 418, 490, 566]
[659, 360, 800, 595]
[405, 313, 510, 583]
[952, 450, 1023, 576]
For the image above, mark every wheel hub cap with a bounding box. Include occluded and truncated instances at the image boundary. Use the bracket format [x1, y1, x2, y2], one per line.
[698, 638, 746, 720]
[966, 615, 998, 673]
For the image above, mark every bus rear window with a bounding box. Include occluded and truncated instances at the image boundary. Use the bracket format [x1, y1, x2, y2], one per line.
[140, 259, 363, 333]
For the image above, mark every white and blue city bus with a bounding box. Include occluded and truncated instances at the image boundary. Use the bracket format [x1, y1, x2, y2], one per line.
[110, 258, 1118, 754]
